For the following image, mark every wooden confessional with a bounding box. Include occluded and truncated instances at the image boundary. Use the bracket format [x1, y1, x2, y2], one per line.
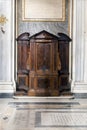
[16, 30, 71, 96]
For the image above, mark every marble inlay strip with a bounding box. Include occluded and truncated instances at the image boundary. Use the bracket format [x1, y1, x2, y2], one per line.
[8, 102, 80, 105]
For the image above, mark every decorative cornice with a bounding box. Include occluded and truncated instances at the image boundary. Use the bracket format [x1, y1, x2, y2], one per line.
[0, 15, 8, 25]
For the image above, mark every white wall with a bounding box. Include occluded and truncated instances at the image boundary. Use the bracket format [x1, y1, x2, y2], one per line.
[71, 0, 87, 93]
[84, 0, 87, 81]
[0, 0, 15, 93]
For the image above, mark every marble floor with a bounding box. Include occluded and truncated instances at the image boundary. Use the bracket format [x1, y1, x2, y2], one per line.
[0, 97, 87, 130]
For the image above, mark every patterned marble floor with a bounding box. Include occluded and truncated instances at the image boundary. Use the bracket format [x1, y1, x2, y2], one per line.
[0, 98, 87, 130]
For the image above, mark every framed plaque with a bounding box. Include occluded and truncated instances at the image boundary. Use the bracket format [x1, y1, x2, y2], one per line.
[22, 0, 65, 21]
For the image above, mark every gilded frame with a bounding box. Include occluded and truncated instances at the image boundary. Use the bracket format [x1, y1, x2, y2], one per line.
[22, 0, 65, 22]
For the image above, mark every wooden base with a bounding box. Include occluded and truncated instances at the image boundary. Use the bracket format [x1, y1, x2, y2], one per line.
[28, 89, 36, 96]
[51, 90, 59, 96]
[60, 91, 73, 96]
[28, 89, 59, 96]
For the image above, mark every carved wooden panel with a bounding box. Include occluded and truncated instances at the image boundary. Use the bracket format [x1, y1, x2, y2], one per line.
[17, 33, 30, 93]
[38, 78, 50, 89]
[36, 43, 51, 72]
[59, 41, 69, 72]
[53, 42, 58, 72]
[17, 31, 71, 96]
[17, 42, 28, 70]
[18, 74, 28, 87]
[28, 74, 59, 96]
[58, 33, 71, 92]
[30, 42, 35, 71]
[28, 31, 59, 96]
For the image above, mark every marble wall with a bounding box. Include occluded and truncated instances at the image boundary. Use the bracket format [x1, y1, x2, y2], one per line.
[71, 0, 87, 93]
[0, 0, 12, 81]
[17, 0, 69, 37]
[84, 0, 87, 82]
[0, 0, 15, 92]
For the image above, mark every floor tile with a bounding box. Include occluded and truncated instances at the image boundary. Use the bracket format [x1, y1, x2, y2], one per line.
[0, 98, 87, 130]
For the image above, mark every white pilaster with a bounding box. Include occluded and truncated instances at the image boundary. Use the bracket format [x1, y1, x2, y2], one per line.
[71, 0, 86, 93]
[84, 0, 87, 82]
[0, 0, 16, 93]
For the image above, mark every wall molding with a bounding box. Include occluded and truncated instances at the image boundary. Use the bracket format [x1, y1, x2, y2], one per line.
[0, 81, 16, 93]
[71, 81, 87, 93]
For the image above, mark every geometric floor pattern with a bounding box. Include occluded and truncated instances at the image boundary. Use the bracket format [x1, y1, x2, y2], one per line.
[1, 99, 87, 130]
[35, 111, 87, 127]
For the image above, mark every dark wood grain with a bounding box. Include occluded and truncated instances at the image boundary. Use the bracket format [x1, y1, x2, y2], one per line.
[17, 30, 71, 96]
[28, 30, 59, 96]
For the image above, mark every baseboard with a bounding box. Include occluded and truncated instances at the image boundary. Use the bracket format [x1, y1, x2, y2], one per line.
[13, 95, 74, 99]
[73, 93, 87, 98]
[71, 81, 87, 93]
[0, 93, 14, 98]
[0, 81, 15, 98]
[0, 81, 16, 93]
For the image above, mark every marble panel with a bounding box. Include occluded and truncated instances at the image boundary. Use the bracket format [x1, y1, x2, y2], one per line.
[0, 0, 12, 81]
[8, 101, 80, 106]
[35, 111, 87, 127]
[16, 0, 69, 37]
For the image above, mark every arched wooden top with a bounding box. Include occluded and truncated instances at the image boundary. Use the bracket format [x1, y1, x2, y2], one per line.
[17, 32, 30, 41]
